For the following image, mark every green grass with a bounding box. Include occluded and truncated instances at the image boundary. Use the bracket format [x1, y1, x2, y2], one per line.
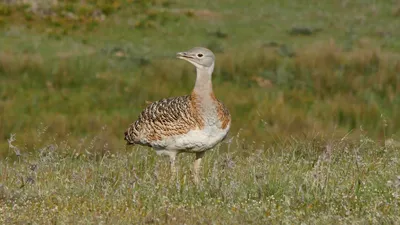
[0, 1, 400, 154]
[0, 1, 400, 223]
[1, 133, 399, 223]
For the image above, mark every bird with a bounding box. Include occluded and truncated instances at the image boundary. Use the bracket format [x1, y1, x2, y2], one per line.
[124, 47, 231, 183]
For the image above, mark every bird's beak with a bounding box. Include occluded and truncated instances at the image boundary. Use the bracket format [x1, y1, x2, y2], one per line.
[176, 52, 194, 59]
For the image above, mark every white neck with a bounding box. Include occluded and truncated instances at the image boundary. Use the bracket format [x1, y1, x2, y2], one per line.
[193, 63, 214, 96]
[191, 63, 218, 124]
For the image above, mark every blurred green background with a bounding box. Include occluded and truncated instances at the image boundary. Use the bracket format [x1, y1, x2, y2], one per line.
[1, 0, 400, 156]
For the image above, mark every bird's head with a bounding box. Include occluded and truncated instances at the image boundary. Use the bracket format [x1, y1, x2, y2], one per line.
[176, 47, 215, 71]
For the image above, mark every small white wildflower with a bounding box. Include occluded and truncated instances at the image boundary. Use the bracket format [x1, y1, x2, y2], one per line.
[7, 134, 21, 156]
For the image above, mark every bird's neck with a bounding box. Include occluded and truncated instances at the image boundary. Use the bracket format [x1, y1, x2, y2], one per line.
[193, 67, 213, 97]
[192, 65, 220, 121]
[191, 64, 219, 124]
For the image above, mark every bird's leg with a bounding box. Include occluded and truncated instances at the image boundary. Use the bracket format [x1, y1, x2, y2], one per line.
[193, 151, 205, 184]
[169, 152, 177, 181]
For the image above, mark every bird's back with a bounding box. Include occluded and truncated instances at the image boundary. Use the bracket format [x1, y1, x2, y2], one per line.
[124, 93, 231, 151]
[124, 95, 203, 147]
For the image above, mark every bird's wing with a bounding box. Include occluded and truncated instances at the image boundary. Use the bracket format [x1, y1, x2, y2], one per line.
[124, 95, 203, 147]
[216, 100, 231, 130]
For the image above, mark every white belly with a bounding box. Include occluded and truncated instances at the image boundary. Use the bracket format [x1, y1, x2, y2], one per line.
[152, 125, 229, 153]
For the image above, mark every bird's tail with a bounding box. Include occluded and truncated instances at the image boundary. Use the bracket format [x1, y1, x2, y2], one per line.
[124, 130, 135, 146]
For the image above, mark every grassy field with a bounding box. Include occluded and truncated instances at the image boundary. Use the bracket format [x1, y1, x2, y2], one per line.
[1, 133, 400, 223]
[0, 0, 400, 223]
[0, 0, 400, 153]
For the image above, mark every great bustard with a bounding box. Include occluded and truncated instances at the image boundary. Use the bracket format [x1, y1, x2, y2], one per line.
[124, 47, 231, 183]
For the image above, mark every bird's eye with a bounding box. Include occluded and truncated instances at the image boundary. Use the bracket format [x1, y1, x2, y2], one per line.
[197, 54, 203, 58]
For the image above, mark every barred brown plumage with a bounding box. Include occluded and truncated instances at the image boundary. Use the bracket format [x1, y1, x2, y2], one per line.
[124, 47, 231, 184]
[124, 95, 204, 146]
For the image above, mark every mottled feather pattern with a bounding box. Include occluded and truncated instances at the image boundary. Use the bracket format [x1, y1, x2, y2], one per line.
[124, 95, 204, 146]
[208, 93, 230, 129]
[216, 100, 231, 129]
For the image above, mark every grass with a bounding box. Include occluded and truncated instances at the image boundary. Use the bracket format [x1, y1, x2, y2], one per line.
[0, 0, 400, 223]
[1, 132, 399, 223]
[0, 0, 400, 154]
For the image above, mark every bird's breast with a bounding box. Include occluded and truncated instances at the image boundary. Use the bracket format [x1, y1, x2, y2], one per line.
[152, 124, 229, 152]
